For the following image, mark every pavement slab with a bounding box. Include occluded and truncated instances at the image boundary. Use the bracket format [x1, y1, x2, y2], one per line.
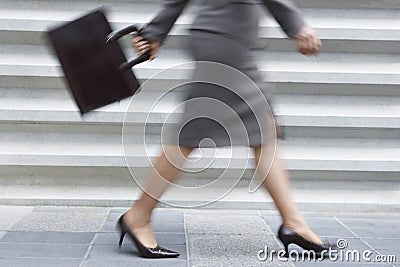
[81, 259, 187, 267]
[1, 231, 95, 244]
[0, 242, 88, 259]
[0, 258, 81, 267]
[262, 212, 400, 266]
[93, 232, 186, 245]
[86, 208, 189, 266]
[0, 207, 398, 266]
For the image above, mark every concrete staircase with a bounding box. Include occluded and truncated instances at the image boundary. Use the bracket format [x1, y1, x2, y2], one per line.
[0, 0, 399, 211]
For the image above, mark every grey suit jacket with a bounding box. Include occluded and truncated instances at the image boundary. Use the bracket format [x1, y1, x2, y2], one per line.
[140, 0, 305, 46]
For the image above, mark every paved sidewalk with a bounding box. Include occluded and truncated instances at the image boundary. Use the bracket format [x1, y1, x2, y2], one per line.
[0, 206, 398, 267]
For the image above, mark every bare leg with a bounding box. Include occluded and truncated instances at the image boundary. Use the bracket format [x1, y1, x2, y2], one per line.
[123, 145, 193, 248]
[253, 145, 323, 245]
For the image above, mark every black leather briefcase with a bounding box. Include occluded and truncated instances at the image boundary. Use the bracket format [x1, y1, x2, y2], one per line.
[48, 9, 150, 114]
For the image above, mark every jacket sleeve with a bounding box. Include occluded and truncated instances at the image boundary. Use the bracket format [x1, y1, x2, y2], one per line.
[139, 0, 191, 45]
[261, 0, 306, 38]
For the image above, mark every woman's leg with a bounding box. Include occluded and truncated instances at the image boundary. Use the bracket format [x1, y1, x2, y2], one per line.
[123, 145, 194, 248]
[253, 145, 323, 245]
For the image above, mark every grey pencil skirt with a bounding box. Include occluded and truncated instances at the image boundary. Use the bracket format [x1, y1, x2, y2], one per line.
[174, 29, 276, 148]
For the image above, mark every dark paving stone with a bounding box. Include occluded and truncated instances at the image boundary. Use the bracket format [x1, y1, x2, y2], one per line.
[100, 221, 185, 234]
[100, 221, 186, 233]
[346, 227, 399, 239]
[102, 210, 184, 234]
[373, 251, 400, 266]
[362, 238, 400, 250]
[268, 238, 379, 266]
[152, 222, 185, 233]
[152, 212, 184, 224]
[81, 259, 187, 267]
[304, 217, 341, 227]
[372, 248, 400, 257]
[88, 244, 187, 260]
[262, 215, 281, 227]
[191, 258, 289, 267]
[303, 213, 335, 219]
[110, 208, 183, 215]
[373, 253, 399, 267]
[99, 221, 118, 233]
[106, 211, 184, 224]
[308, 226, 355, 239]
[335, 214, 400, 220]
[340, 237, 373, 250]
[93, 232, 186, 245]
[0, 231, 95, 244]
[104, 213, 120, 223]
[283, 240, 370, 257]
[92, 232, 120, 245]
[0, 243, 88, 259]
[267, 223, 355, 239]
[263, 215, 345, 233]
[338, 218, 400, 230]
[293, 262, 389, 266]
[109, 208, 129, 214]
[263, 213, 332, 223]
[285, 241, 398, 266]
[0, 258, 81, 267]
[156, 233, 186, 245]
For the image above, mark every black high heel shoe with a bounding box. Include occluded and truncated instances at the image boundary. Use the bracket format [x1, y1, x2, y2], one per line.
[117, 214, 180, 258]
[278, 224, 336, 257]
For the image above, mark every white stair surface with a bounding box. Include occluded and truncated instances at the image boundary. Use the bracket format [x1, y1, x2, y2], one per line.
[0, 0, 399, 210]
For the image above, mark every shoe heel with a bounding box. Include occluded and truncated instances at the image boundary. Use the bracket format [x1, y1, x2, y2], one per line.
[283, 242, 289, 257]
[119, 231, 126, 249]
[279, 237, 290, 257]
[278, 226, 290, 257]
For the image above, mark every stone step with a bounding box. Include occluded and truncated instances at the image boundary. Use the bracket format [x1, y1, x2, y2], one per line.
[3, 44, 399, 63]
[1, 7, 398, 31]
[0, 0, 398, 210]
[295, 0, 400, 9]
[2, 0, 400, 11]
[0, 139, 399, 175]
[1, 119, 399, 140]
[0, 7, 398, 53]
[0, 184, 398, 212]
[1, 163, 398, 189]
[1, 85, 399, 115]
[0, 91, 398, 141]
[1, 0, 400, 10]
[1, 60, 399, 91]
[1, 0, 399, 17]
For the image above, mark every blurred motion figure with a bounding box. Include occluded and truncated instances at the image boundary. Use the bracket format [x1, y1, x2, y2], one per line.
[117, 0, 335, 259]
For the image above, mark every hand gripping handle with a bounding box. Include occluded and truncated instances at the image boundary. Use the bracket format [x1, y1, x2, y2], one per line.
[106, 24, 151, 71]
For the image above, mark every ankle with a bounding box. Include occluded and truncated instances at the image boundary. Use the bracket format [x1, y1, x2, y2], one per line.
[124, 208, 152, 228]
[282, 216, 307, 230]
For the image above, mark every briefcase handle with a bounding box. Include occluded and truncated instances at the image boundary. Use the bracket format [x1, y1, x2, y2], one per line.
[106, 24, 151, 71]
